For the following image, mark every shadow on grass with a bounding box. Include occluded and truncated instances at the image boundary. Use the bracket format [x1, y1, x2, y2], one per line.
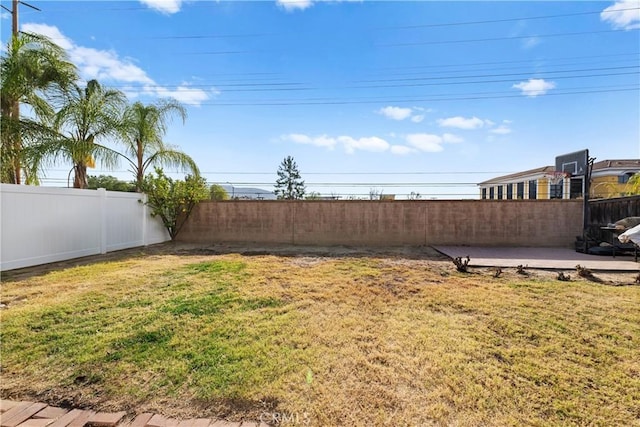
[1, 242, 448, 282]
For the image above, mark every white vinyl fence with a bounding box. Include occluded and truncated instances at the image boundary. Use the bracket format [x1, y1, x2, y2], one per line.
[1, 184, 170, 271]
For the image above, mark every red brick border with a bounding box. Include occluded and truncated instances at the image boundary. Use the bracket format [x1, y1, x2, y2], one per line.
[0, 401, 267, 427]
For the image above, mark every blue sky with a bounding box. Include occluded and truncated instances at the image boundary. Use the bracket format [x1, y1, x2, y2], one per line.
[2, 0, 639, 198]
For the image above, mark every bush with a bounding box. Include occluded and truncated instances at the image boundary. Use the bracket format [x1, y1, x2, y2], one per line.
[141, 168, 209, 240]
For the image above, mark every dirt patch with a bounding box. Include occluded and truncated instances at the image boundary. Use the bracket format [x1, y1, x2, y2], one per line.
[1, 242, 637, 287]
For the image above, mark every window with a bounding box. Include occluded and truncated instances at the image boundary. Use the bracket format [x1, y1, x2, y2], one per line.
[489, 187, 495, 199]
[481, 188, 487, 199]
[619, 173, 635, 184]
[506, 183, 513, 199]
[570, 177, 583, 199]
[497, 186, 503, 199]
[516, 182, 524, 199]
[550, 183, 563, 199]
[528, 180, 537, 199]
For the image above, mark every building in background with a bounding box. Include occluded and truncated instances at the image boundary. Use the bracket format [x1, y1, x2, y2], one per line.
[590, 160, 640, 199]
[478, 159, 640, 200]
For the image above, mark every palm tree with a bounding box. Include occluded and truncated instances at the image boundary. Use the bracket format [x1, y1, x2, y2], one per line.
[1, 32, 77, 184]
[30, 79, 126, 188]
[118, 100, 198, 192]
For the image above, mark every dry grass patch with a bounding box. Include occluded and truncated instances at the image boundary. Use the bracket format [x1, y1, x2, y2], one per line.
[1, 251, 639, 426]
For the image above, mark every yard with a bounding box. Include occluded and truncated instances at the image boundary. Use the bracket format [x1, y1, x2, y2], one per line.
[1, 245, 639, 426]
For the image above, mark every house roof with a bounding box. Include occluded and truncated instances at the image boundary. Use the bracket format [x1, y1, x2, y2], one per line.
[478, 166, 555, 186]
[592, 159, 640, 171]
[478, 159, 640, 186]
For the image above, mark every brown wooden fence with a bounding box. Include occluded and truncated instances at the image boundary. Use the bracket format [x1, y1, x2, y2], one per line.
[589, 195, 640, 226]
[587, 195, 640, 242]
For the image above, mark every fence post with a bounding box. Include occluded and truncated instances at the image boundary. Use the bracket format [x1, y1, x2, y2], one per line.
[141, 193, 148, 246]
[99, 188, 107, 254]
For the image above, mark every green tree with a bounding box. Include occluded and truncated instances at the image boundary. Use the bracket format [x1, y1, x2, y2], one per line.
[625, 173, 640, 196]
[87, 175, 136, 192]
[30, 79, 126, 188]
[305, 191, 321, 200]
[118, 100, 198, 192]
[210, 184, 230, 200]
[141, 168, 209, 240]
[1, 32, 77, 184]
[274, 155, 306, 200]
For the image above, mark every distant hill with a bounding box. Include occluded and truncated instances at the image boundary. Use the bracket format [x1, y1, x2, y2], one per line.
[221, 185, 277, 200]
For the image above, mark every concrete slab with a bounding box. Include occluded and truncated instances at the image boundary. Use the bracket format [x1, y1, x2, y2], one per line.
[433, 246, 640, 272]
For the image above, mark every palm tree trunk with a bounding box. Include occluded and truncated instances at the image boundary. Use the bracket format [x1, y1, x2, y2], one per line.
[73, 162, 88, 189]
[136, 138, 144, 192]
[11, 101, 21, 184]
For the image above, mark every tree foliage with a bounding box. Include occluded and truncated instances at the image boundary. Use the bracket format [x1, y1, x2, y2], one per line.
[87, 175, 136, 192]
[274, 155, 306, 200]
[305, 191, 321, 200]
[29, 79, 126, 188]
[210, 184, 230, 200]
[141, 168, 209, 240]
[625, 173, 640, 196]
[1, 32, 78, 184]
[1, 34, 200, 189]
[118, 100, 198, 192]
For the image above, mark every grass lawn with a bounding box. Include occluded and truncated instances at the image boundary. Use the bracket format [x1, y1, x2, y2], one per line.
[1, 248, 639, 426]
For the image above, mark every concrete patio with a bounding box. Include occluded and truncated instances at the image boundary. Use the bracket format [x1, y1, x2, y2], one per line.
[433, 246, 639, 272]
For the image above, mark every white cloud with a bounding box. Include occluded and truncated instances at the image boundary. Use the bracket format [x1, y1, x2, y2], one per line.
[21, 23, 211, 106]
[1, 11, 10, 20]
[490, 125, 512, 135]
[277, 0, 314, 11]
[512, 78, 556, 97]
[437, 116, 486, 130]
[442, 133, 464, 143]
[282, 131, 464, 155]
[378, 106, 413, 121]
[522, 37, 541, 49]
[71, 46, 154, 84]
[150, 84, 212, 106]
[338, 136, 390, 154]
[377, 106, 427, 123]
[276, 0, 361, 12]
[405, 134, 444, 152]
[22, 23, 74, 50]
[281, 133, 391, 154]
[139, 0, 184, 14]
[284, 133, 338, 149]
[601, 0, 640, 30]
[390, 145, 416, 155]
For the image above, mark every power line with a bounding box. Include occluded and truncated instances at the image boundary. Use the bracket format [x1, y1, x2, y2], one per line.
[380, 29, 639, 47]
[353, 65, 640, 84]
[377, 7, 640, 30]
[183, 83, 638, 104]
[199, 86, 640, 106]
[107, 66, 639, 91]
[370, 57, 640, 78]
[346, 72, 639, 91]
[45, 169, 519, 175]
[378, 52, 640, 71]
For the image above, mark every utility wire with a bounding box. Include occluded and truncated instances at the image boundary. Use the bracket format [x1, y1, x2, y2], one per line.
[380, 28, 639, 47]
[107, 66, 639, 91]
[45, 169, 518, 175]
[378, 6, 640, 30]
[200, 85, 640, 106]
[353, 65, 640, 83]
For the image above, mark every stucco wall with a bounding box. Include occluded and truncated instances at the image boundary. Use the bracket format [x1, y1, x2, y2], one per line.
[178, 200, 583, 247]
